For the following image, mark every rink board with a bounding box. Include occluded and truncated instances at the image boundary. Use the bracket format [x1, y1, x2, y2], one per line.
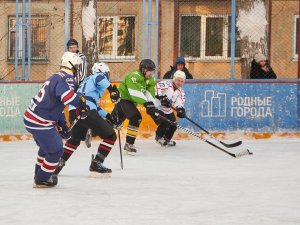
[0, 81, 299, 139]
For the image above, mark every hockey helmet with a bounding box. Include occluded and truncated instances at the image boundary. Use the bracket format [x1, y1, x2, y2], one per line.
[92, 62, 110, 79]
[173, 70, 186, 81]
[139, 59, 156, 75]
[61, 52, 81, 70]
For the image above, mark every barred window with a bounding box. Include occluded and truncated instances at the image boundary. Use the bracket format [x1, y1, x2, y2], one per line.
[180, 15, 240, 60]
[294, 15, 299, 59]
[8, 16, 48, 62]
[98, 16, 136, 60]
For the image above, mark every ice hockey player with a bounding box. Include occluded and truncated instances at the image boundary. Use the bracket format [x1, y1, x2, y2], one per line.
[154, 70, 186, 147]
[23, 52, 89, 188]
[111, 59, 158, 155]
[67, 38, 88, 85]
[54, 62, 120, 176]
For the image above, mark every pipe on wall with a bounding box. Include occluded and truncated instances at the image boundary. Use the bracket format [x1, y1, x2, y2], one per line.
[27, 0, 31, 80]
[230, 0, 236, 80]
[64, 0, 69, 51]
[14, 0, 19, 80]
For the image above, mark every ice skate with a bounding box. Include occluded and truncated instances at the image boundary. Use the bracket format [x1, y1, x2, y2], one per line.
[156, 137, 168, 147]
[85, 129, 92, 148]
[124, 142, 137, 155]
[89, 154, 112, 178]
[53, 158, 65, 175]
[164, 139, 176, 147]
[33, 175, 58, 188]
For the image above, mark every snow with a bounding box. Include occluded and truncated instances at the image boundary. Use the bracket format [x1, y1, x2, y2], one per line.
[82, 0, 96, 40]
[236, 0, 268, 43]
[0, 138, 300, 225]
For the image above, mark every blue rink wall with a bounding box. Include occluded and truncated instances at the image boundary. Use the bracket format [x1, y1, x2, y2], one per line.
[0, 81, 299, 137]
[180, 81, 300, 133]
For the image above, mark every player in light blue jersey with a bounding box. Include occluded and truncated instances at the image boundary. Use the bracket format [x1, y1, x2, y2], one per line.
[54, 62, 120, 176]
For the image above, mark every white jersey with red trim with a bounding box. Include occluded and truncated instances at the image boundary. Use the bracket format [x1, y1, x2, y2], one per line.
[154, 80, 185, 114]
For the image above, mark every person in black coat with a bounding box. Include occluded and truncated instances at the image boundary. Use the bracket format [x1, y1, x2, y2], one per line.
[250, 52, 277, 79]
[163, 57, 193, 79]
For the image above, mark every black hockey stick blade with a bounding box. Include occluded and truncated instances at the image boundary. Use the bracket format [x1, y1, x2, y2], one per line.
[155, 113, 253, 158]
[171, 107, 243, 148]
[220, 140, 242, 148]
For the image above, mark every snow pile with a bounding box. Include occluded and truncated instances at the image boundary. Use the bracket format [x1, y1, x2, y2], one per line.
[82, 0, 96, 40]
[236, 0, 268, 43]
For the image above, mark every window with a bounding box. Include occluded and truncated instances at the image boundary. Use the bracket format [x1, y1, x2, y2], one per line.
[294, 15, 299, 59]
[8, 16, 48, 62]
[180, 15, 240, 60]
[98, 16, 136, 60]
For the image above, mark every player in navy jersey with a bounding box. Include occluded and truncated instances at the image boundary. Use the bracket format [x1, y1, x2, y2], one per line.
[24, 51, 88, 188]
[54, 62, 120, 176]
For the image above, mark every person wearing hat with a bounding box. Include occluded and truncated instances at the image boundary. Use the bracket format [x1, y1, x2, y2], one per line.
[250, 52, 277, 79]
[153, 70, 186, 147]
[163, 56, 193, 79]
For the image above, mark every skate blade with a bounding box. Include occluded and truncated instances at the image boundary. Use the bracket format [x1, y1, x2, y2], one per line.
[124, 150, 136, 156]
[33, 183, 56, 188]
[89, 172, 112, 178]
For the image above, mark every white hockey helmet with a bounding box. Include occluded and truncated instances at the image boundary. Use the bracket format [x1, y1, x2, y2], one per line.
[92, 62, 110, 74]
[61, 52, 81, 70]
[173, 70, 186, 81]
[92, 62, 110, 79]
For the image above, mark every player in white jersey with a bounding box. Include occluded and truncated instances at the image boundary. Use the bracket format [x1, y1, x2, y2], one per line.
[154, 70, 186, 147]
[67, 38, 88, 85]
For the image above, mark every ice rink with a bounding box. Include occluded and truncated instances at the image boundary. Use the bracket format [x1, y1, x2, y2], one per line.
[0, 138, 299, 225]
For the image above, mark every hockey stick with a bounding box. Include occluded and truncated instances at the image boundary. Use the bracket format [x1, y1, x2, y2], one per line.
[114, 103, 123, 170]
[171, 106, 242, 148]
[67, 114, 82, 132]
[156, 113, 252, 158]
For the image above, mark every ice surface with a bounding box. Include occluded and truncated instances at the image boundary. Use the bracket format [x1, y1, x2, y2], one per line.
[0, 138, 299, 225]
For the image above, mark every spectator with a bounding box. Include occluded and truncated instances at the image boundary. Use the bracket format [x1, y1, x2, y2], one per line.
[163, 56, 193, 79]
[250, 52, 277, 79]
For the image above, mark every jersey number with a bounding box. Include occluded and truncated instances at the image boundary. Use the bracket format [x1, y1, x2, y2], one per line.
[35, 81, 50, 102]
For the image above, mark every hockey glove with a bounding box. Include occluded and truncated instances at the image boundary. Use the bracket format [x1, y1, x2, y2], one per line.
[75, 96, 90, 119]
[144, 102, 157, 117]
[156, 95, 171, 108]
[57, 124, 71, 140]
[108, 85, 121, 103]
[105, 113, 123, 129]
[176, 107, 186, 118]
